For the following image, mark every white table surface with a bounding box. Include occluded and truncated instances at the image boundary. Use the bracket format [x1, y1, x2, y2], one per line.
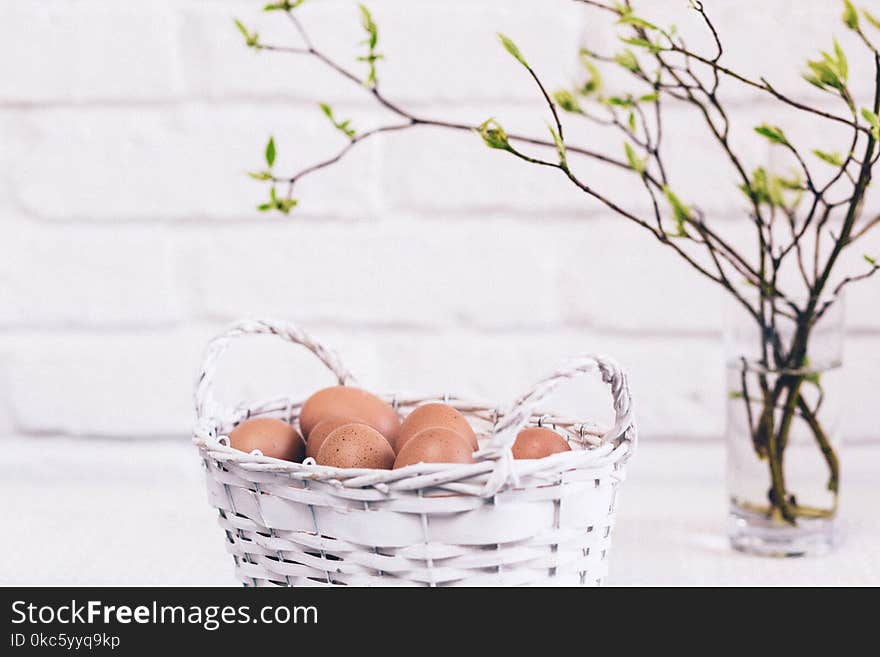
[3, 438, 878, 586]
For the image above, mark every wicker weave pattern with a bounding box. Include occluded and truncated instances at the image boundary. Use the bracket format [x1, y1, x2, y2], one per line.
[193, 318, 636, 587]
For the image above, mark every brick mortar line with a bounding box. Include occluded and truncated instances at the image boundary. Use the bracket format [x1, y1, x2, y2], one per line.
[0, 93, 847, 112]
[1, 323, 879, 339]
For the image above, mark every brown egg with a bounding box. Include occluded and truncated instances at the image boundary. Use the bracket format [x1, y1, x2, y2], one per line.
[511, 427, 572, 460]
[315, 423, 395, 470]
[395, 403, 477, 453]
[306, 416, 366, 460]
[393, 427, 476, 469]
[299, 386, 400, 445]
[228, 417, 305, 462]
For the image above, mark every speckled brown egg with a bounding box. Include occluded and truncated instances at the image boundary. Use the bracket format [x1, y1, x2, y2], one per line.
[315, 423, 395, 470]
[306, 416, 366, 460]
[299, 386, 400, 445]
[393, 427, 476, 469]
[228, 417, 305, 462]
[511, 427, 572, 460]
[395, 403, 477, 453]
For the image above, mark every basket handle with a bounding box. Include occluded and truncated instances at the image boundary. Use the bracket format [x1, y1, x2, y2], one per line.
[194, 318, 356, 422]
[483, 355, 636, 484]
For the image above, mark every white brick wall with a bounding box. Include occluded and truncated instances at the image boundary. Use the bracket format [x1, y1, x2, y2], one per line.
[1, 0, 878, 446]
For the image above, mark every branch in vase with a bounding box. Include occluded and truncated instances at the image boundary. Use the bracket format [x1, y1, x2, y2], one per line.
[235, 0, 880, 526]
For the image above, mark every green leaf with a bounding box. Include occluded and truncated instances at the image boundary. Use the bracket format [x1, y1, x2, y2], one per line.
[358, 4, 378, 49]
[624, 141, 645, 174]
[257, 203, 273, 212]
[777, 172, 804, 191]
[627, 110, 636, 131]
[842, 0, 859, 30]
[767, 176, 786, 207]
[476, 118, 513, 152]
[357, 4, 381, 85]
[739, 167, 801, 209]
[548, 124, 567, 167]
[319, 102, 356, 138]
[619, 36, 660, 53]
[264, 0, 305, 11]
[265, 136, 276, 168]
[356, 52, 383, 85]
[865, 9, 880, 30]
[617, 13, 658, 31]
[614, 49, 641, 73]
[802, 73, 825, 90]
[754, 124, 789, 146]
[552, 89, 583, 114]
[498, 33, 529, 68]
[276, 197, 298, 214]
[662, 186, 691, 236]
[861, 107, 880, 139]
[606, 95, 635, 107]
[578, 52, 603, 95]
[833, 39, 848, 82]
[812, 149, 844, 166]
[234, 19, 259, 47]
[741, 167, 772, 206]
[247, 170, 273, 181]
[806, 59, 843, 90]
[865, 254, 878, 266]
[639, 92, 659, 103]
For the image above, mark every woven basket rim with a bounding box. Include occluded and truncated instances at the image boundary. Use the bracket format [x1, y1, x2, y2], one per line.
[193, 318, 637, 498]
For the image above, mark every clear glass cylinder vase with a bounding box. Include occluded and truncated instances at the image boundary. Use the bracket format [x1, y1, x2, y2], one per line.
[724, 292, 844, 557]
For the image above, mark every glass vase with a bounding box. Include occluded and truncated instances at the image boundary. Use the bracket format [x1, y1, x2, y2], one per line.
[724, 292, 844, 557]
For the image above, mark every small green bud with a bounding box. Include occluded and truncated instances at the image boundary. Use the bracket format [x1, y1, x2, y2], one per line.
[754, 124, 789, 146]
[804, 45, 848, 92]
[276, 197, 298, 214]
[234, 19, 259, 48]
[358, 4, 378, 49]
[812, 149, 844, 167]
[624, 141, 646, 174]
[577, 52, 603, 95]
[842, 0, 859, 30]
[833, 39, 849, 81]
[548, 124, 567, 167]
[552, 89, 583, 114]
[614, 49, 641, 73]
[662, 186, 691, 236]
[861, 107, 880, 139]
[477, 118, 513, 152]
[498, 33, 529, 68]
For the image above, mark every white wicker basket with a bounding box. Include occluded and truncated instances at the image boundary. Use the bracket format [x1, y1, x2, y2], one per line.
[193, 319, 637, 587]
